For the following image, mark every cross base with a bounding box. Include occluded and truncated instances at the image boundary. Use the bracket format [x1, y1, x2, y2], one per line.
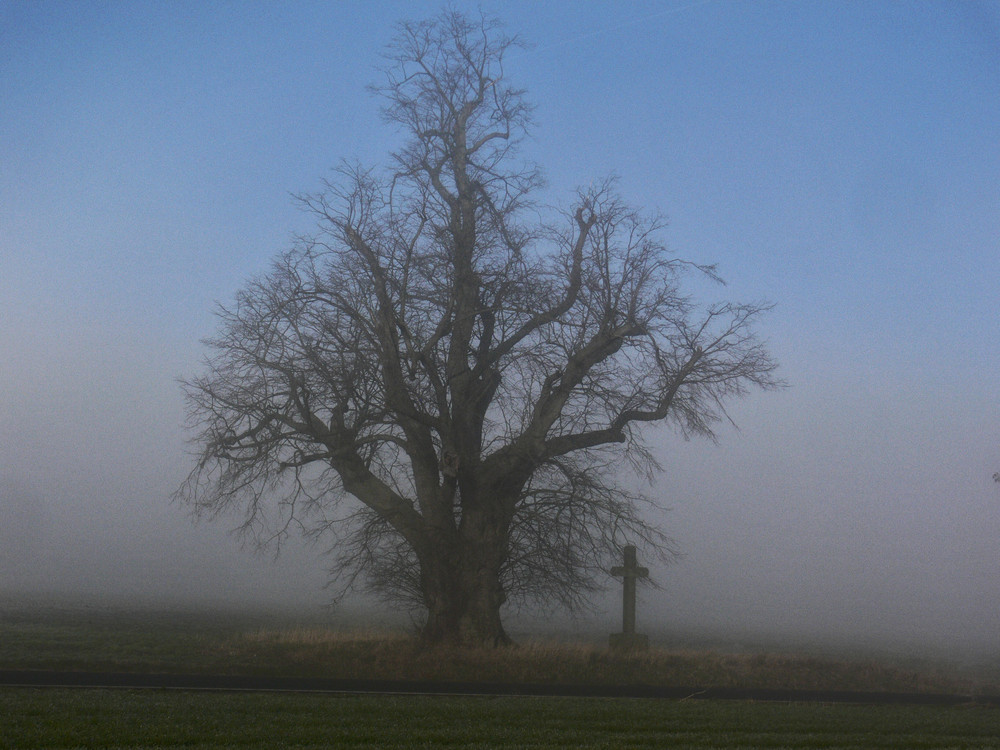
[609, 632, 649, 651]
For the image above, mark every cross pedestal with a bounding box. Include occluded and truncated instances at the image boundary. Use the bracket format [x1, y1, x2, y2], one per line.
[609, 544, 649, 650]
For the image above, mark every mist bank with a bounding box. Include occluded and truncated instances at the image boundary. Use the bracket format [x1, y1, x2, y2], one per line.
[2, 354, 997, 663]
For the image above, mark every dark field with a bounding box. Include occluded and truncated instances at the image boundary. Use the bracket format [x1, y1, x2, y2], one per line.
[5, 689, 1000, 749]
[2, 596, 996, 694]
[3, 596, 1000, 748]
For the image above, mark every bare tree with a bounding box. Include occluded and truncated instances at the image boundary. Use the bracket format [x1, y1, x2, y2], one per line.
[177, 10, 781, 646]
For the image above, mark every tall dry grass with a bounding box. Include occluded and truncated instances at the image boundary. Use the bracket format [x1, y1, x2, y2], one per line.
[215, 627, 987, 695]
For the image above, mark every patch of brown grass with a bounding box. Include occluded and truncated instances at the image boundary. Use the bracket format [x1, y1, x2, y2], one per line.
[213, 628, 984, 695]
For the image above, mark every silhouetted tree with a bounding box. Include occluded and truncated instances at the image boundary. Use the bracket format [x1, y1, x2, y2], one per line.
[177, 10, 780, 645]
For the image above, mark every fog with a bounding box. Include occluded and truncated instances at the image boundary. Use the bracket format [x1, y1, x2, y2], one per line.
[2, 322, 996, 659]
[2, 1, 999, 661]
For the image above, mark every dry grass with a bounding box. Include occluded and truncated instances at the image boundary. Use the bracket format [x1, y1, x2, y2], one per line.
[214, 627, 987, 695]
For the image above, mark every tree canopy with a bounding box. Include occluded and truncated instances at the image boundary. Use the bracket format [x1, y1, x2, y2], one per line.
[177, 10, 781, 645]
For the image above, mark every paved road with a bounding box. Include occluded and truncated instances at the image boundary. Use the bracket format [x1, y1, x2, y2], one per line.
[1, 670, 996, 705]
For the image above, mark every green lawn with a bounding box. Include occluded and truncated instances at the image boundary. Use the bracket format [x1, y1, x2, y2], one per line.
[3, 688, 999, 749]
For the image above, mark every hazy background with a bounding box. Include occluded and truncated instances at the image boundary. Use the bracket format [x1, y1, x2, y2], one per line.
[2, 1, 998, 657]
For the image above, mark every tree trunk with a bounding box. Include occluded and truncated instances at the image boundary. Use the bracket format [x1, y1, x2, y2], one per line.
[418, 537, 510, 647]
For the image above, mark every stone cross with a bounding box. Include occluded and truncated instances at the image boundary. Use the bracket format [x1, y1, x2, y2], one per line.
[609, 544, 649, 650]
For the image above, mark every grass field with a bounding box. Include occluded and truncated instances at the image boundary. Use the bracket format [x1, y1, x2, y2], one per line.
[4, 688, 1000, 749]
[3, 595, 1000, 748]
[2, 596, 993, 695]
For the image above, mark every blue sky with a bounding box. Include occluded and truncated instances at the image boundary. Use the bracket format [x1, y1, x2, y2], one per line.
[2, 1, 998, 649]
